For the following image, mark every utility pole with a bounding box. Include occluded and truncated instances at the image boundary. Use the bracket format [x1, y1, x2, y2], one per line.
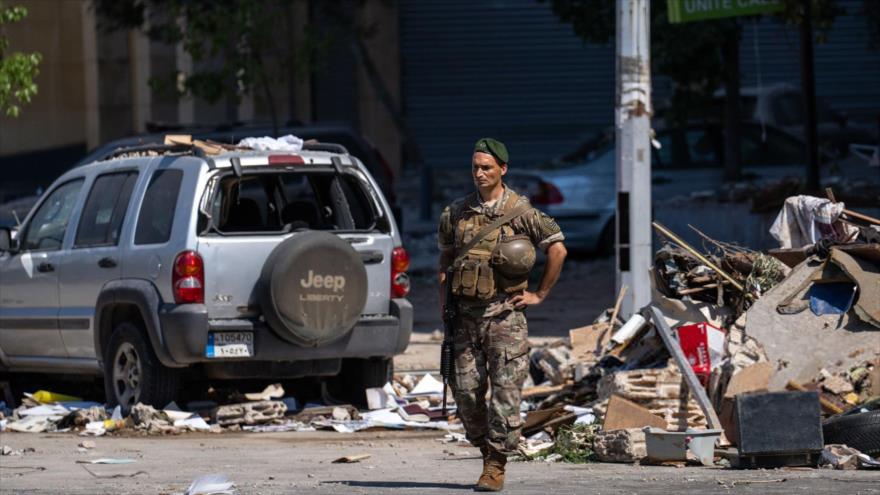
[799, 0, 820, 192]
[615, 0, 652, 317]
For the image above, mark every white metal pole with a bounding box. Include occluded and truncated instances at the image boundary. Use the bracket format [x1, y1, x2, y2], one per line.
[615, 0, 652, 316]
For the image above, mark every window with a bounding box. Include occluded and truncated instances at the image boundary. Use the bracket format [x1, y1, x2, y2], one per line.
[135, 169, 183, 245]
[75, 172, 138, 248]
[20, 180, 84, 251]
[211, 171, 377, 234]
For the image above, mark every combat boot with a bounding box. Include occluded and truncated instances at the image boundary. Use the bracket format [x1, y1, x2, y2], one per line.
[475, 449, 506, 492]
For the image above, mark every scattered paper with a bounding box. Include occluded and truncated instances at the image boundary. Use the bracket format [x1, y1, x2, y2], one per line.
[18, 404, 70, 417]
[77, 458, 136, 465]
[5, 415, 56, 433]
[185, 473, 235, 495]
[174, 416, 211, 432]
[406, 374, 444, 397]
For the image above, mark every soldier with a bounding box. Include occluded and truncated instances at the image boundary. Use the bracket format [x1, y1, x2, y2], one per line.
[438, 138, 567, 491]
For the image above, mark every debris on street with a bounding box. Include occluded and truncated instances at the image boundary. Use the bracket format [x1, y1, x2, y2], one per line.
[1, 194, 877, 474]
[502, 195, 880, 468]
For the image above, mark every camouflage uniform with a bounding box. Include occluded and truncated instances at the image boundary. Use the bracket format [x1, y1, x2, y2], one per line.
[438, 185, 564, 454]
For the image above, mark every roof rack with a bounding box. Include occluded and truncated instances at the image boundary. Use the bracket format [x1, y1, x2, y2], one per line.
[101, 143, 207, 161]
[95, 140, 349, 163]
[301, 142, 349, 155]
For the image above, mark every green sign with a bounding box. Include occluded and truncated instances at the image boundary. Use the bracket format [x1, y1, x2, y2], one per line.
[667, 0, 784, 24]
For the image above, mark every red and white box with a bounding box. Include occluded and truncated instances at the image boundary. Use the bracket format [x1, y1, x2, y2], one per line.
[675, 323, 726, 386]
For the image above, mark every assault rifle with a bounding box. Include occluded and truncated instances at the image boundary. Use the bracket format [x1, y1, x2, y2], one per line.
[440, 268, 457, 417]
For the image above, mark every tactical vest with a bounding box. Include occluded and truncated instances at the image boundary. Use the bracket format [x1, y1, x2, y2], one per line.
[450, 191, 534, 301]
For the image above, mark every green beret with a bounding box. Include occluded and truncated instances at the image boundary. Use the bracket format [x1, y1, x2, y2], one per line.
[474, 137, 509, 164]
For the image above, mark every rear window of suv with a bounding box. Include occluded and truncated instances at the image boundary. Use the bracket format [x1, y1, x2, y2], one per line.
[207, 170, 378, 234]
[135, 169, 183, 245]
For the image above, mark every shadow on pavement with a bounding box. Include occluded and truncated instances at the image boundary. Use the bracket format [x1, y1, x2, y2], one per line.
[325, 480, 473, 490]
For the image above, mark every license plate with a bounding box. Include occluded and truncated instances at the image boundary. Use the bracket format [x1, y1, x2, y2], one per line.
[206, 332, 254, 358]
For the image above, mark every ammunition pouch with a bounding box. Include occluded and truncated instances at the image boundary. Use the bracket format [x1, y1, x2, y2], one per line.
[451, 255, 496, 300]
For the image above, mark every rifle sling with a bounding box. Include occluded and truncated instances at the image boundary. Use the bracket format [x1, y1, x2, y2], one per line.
[453, 202, 531, 266]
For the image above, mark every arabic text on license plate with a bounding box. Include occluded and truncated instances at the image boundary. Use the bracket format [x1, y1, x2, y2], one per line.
[206, 332, 253, 358]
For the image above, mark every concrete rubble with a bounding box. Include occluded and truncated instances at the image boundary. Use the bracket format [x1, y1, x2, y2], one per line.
[511, 196, 880, 467]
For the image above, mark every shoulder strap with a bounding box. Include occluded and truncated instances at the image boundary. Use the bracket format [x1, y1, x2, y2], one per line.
[453, 201, 531, 265]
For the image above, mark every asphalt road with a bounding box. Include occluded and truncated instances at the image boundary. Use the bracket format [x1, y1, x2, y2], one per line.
[1, 430, 878, 494]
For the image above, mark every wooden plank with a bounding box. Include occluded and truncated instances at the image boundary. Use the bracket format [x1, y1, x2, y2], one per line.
[603, 395, 668, 431]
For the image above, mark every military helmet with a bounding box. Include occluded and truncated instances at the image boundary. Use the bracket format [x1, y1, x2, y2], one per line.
[492, 234, 536, 277]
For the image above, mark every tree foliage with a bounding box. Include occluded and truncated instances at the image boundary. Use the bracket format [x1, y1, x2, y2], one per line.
[0, 2, 41, 118]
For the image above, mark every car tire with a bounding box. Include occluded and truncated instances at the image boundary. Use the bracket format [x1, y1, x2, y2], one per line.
[103, 322, 178, 414]
[330, 358, 392, 408]
[822, 410, 880, 457]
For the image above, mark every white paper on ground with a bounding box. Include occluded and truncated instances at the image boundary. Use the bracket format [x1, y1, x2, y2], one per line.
[242, 421, 313, 433]
[174, 416, 211, 431]
[406, 373, 444, 397]
[82, 421, 107, 436]
[185, 473, 235, 495]
[365, 387, 396, 410]
[18, 404, 70, 417]
[564, 405, 596, 425]
[77, 458, 136, 464]
[111, 405, 123, 421]
[5, 415, 55, 433]
[359, 408, 461, 431]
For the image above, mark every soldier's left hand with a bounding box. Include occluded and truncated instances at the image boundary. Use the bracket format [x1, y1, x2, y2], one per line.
[509, 290, 544, 310]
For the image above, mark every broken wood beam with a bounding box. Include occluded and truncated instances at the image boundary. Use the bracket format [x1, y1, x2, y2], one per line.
[652, 222, 746, 294]
[522, 383, 570, 399]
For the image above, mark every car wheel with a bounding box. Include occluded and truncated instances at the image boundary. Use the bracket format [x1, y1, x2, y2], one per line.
[823, 410, 880, 457]
[329, 358, 392, 408]
[104, 322, 178, 413]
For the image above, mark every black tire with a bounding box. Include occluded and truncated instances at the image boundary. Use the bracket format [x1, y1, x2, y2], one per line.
[103, 322, 178, 414]
[259, 231, 368, 346]
[822, 410, 880, 457]
[329, 358, 392, 408]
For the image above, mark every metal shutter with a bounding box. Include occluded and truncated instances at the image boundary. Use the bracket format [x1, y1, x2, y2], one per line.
[401, 0, 614, 170]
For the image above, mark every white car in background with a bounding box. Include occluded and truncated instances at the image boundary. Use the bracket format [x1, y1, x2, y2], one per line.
[506, 121, 870, 253]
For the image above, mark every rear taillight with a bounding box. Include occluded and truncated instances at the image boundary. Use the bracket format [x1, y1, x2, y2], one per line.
[173, 251, 204, 304]
[530, 181, 564, 205]
[268, 155, 305, 165]
[391, 247, 410, 298]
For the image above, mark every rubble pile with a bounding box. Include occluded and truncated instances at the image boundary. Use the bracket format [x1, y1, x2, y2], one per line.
[0, 373, 462, 437]
[510, 193, 880, 468]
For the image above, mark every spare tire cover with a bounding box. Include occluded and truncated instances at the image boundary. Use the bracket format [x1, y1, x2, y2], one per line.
[260, 231, 367, 346]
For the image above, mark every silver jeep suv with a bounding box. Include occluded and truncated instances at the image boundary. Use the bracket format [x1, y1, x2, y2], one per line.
[0, 141, 412, 411]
